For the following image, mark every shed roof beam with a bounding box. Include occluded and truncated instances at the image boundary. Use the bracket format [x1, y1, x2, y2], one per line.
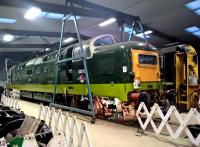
[0, 0, 180, 43]
[0, 44, 51, 48]
[0, 29, 90, 39]
[0, 0, 109, 18]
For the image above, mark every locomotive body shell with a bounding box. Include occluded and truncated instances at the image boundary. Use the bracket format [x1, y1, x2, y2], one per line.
[8, 35, 160, 102]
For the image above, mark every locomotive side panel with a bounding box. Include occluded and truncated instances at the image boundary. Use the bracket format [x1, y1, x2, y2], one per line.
[8, 35, 161, 103]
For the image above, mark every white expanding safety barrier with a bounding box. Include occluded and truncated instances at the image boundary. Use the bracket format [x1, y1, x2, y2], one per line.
[1, 89, 20, 110]
[136, 102, 200, 146]
[1, 91, 92, 147]
[38, 105, 92, 147]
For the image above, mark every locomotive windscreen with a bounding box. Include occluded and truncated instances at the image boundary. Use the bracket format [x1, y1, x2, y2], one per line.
[139, 55, 157, 65]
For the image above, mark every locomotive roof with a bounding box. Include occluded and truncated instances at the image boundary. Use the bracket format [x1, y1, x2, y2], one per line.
[94, 41, 157, 54]
[159, 45, 177, 54]
[10, 34, 157, 70]
[159, 44, 196, 55]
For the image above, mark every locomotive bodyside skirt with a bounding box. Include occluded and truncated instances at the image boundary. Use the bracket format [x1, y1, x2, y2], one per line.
[8, 82, 160, 102]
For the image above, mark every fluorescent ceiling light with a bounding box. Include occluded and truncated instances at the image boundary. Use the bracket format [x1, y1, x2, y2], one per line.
[124, 27, 152, 34]
[64, 37, 74, 43]
[192, 30, 200, 36]
[24, 7, 42, 20]
[99, 17, 117, 27]
[3, 34, 14, 42]
[38, 12, 81, 20]
[46, 13, 64, 19]
[185, 26, 200, 38]
[63, 15, 81, 20]
[195, 9, 200, 15]
[138, 43, 145, 46]
[38, 12, 48, 17]
[123, 26, 152, 39]
[124, 26, 137, 34]
[185, 0, 200, 10]
[135, 33, 150, 39]
[124, 26, 133, 33]
[135, 31, 152, 39]
[45, 48, 50, 51]
[145, 30, 153, 35]
[185, 26, 199, 33]
[0, 18, 16, 23]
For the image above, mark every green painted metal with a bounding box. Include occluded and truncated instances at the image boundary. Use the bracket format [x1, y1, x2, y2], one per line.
[8, 37, 160, 103]
[9, 137, 24, 147]
[9, 81, 159, 101]
[9, 41, 157, 85]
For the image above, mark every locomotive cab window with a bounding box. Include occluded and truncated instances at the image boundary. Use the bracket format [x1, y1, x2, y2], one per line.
[94, 36, 114, 47]
[42, 56, 49, 62]
[113, 36, 121, 43]
[21, 63, 26, 68]
[66, 47, 73, 58]
[139, 54, 157, 65]
[26, 69, 33, 76]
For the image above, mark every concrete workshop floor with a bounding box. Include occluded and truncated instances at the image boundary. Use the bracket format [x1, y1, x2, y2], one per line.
[18, 100, 192, 147]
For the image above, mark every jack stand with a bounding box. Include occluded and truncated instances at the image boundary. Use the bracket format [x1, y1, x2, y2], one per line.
[135, 120, 146, 136]
[90, 116, 96, 124]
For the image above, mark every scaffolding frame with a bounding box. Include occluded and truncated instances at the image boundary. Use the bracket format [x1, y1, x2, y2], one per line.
[50, 14, 95, 121]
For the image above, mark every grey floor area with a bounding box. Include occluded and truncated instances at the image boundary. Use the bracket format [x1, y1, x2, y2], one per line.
[18, 100, 192, 147]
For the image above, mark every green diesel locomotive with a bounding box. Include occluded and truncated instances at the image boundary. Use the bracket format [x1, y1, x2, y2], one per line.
[8, 35, 160, 107]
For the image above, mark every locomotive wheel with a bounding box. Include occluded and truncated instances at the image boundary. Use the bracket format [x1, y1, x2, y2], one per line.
[71, 95, 79, 108]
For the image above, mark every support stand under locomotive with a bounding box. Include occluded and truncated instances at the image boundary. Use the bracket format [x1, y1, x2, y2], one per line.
[51, 13, 96, 122]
